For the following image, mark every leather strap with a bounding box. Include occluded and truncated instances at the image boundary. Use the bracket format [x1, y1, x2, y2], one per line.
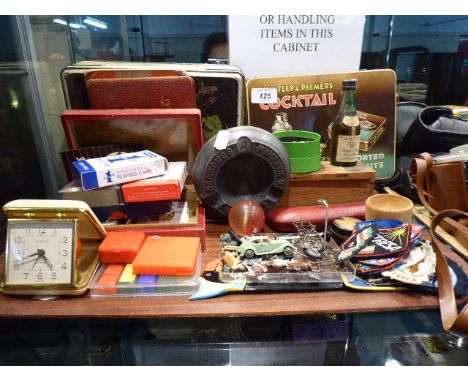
[410, 152, 439, 216]
[430, 209, 468, 334]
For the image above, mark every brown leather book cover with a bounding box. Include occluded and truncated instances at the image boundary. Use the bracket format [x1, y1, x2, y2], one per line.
[86, 76, 197, 109]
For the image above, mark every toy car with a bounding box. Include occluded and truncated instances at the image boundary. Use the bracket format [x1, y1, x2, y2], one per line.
[237, 236, 296, 259]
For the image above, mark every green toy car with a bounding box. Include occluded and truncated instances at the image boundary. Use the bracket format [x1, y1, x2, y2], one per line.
[237, 236, 296, 259]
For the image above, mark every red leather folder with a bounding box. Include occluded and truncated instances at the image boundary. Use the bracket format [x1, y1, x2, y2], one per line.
[86, 76, 196, 109]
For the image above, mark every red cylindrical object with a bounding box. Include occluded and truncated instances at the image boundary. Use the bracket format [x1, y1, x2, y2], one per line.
[266, 202, 366, 232]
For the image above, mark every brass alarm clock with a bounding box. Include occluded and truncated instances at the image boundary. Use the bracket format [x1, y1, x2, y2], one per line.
[1, 199, 106, 296]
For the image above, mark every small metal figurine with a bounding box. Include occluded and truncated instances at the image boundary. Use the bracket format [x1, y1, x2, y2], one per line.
[292, 199, 335, 259]
[293, 222, 324, 258]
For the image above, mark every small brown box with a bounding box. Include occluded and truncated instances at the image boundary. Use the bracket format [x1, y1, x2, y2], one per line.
[277, 160, 376, 207]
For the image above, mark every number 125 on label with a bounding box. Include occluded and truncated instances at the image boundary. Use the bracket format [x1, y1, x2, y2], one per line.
[251, 88, 277, 104]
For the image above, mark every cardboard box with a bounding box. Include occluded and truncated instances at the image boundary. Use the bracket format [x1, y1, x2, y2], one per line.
[59, 180, 122, 207]
[72, 150, 168, 190]
[122, 161, 188, 203]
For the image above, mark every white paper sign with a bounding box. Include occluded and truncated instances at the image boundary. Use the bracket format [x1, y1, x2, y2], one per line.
[228, 15, 365, 79]
[250, 88, 278, 104]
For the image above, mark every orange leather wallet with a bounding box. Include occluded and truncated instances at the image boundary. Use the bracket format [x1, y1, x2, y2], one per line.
[132, 236, 200, 276]
[98, 231, 146, 264]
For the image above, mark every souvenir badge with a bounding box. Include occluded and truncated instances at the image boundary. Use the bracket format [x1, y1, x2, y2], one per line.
[408, 223, 424, 246]
[355, 219, 403, 231]
[358, 256, 400, 267]
[382, 241, 437, 285]
[352, 225, 412, 258]
[353, 257, 403, 275]
[338, 225, 376, 262]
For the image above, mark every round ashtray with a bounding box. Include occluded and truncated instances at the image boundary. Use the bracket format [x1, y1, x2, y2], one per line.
[193, 126, 290, 215]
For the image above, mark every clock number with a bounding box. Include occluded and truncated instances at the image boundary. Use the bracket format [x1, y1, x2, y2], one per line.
[62, 250, 67, 257]
[13, 262, 20, 270]
[51, 272, 57, 280]
[23, 273, 29, 280]
[40, 228, 46, 234]
[62, 237, 68, 244]
[15, 236, 22, 244]
[37, 273, 43, 281]
[62, 263, 67, 270]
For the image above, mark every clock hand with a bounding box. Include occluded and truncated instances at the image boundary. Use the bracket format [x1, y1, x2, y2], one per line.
[44, 259, 54, 270]
[19, 250, 42, 265]
[27, 250, 53, 270]
[31, 255, 41, 270]
[31, 250, 47, 269]
[40, 253, 54, 270]
[26, 249, 45, 259]
[21, 257, 40, 265]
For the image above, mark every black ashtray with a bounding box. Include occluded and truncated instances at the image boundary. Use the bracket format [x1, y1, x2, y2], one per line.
[193, 126, 290, 215]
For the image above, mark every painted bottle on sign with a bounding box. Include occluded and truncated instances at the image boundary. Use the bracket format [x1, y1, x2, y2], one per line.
[330, 79, 361, 167]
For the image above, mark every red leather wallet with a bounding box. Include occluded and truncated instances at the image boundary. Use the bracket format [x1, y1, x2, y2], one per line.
[266, 202, 366, 232]
[86, 76, 196, 109]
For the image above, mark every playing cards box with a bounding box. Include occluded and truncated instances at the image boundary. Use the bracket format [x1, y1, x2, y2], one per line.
[122, 161, 188, 203]
[72, 150, 169, 190]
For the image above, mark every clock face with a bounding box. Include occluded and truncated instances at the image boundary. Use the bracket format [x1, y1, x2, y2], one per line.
[5, 220, 75, 286]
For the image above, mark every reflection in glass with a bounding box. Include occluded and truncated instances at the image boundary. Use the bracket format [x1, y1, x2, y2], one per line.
[362, 16, 468, 105]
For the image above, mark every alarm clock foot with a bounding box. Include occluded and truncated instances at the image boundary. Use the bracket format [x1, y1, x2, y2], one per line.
[32, 295, 59, 301]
